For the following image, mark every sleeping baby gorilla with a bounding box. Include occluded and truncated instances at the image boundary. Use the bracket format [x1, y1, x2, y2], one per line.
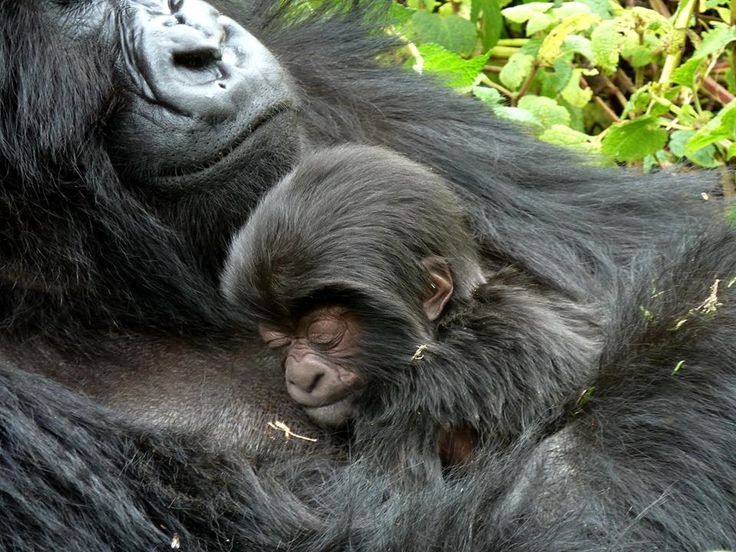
[221, 144, 602, 477]
[222, 146, 736, 548]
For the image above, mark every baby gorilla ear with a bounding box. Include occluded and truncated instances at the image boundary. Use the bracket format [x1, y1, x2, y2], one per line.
[421, 257, 454, 321]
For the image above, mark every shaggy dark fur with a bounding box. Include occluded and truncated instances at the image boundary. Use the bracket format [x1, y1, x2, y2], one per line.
[224, 145, 736, 550]
[1, 0, 735, 550]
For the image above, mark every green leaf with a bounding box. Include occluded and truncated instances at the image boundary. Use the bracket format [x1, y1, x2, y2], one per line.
[687, 100, 736, 151]
[473, 0, 503, 49]
[591, 20, 621, 73]
[560, 69, 594, 107]
[502, 2, 554, 24]
[562, 35, 594, 61]
[539, 13, 599, 65]
[540, 59, 573, 97]
[692, 23, 736, 60]
[551, 2, 594, 19]
[621, 85, 650, 118]
[727, 142, 736, 160]
[493, 106, 543, 127]
[499, 51, 535, 90]
[577, 0, 614, 19]
[409, 11, 478, 56]
[671, 57, 703, 88]
[526, 12, 556, 35]
[473, 85, 504, 108]
[418, 43, 490, 88]
[625, 44, 655, 67]
[388, 3, 415, 26]
[518, 95, 571, 127]
[601, 116, 668, 161]
[669, 130, 721, 168]
[539, 124, 599, 153]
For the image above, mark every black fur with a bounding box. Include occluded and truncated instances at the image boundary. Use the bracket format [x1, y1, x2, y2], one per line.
[224, 145, 736, 550]
[1, 0, 735, 550]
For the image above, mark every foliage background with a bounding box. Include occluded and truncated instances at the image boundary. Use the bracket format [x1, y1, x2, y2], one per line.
[369, 0, 736, 200]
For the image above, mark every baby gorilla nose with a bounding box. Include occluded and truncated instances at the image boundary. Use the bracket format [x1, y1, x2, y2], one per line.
[284, 353, 358, 407]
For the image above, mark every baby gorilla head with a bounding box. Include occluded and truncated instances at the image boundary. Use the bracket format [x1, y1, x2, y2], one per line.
[221, 145, 484, 430]
[258, 305, 361, 428]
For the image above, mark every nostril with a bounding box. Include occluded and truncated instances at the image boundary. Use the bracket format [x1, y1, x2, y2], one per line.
[306, 373, 322, 394]
[287, 370, 323, 395]
[172, 48, 222, 71]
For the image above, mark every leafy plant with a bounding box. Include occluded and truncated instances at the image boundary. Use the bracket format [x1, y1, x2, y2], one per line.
[386, 0, 736, 197]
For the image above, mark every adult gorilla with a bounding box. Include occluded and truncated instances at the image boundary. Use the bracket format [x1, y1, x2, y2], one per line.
[0, 0, 734, 551]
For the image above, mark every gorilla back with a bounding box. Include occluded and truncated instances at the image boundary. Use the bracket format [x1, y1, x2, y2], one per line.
[0, 0, 735, 551]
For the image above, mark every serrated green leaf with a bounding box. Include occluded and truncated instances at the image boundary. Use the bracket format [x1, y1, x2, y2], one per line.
[493, 106, 543, 127]
[539, 13, 600, 65]
[692, 23, 736, 60]
[540, 59, 574, 97]
[591, 21, 621, 73]
[418, 43, 490, 88]
[539, 124, 599, 153]
[577, 0, 613, 18]
[687, 100, 736, 150]
[715, 7, 731, 23]
[499, 51, 535, 90]
[601, 116, 668, 161]
[671, 57, 703, 88]
[670, 130, 721, 168]
[562, 35, 594, 60]
[409, 11, 478, 56]
[518, 95, 571, 127]
[473, 85, 504, 108]
[502, 2, 554, 24]
[561, 69, 594, 107]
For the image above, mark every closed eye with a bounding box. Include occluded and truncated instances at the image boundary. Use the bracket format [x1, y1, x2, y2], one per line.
[264, 336, 291, 349]
[259, 325, 291, 349]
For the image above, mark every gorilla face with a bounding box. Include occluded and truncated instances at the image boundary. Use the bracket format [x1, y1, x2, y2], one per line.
[53, 0, 302, 195]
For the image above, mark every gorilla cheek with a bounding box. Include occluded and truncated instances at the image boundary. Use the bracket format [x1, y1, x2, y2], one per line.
[109, 0, 300, 193]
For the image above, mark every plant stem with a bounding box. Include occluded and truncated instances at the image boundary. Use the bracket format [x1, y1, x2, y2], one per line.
[658, 0, 698, 86]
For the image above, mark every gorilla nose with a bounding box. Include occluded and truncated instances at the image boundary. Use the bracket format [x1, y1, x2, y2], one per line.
[132, 0, 282, 121]
[284, 358, 349, 408]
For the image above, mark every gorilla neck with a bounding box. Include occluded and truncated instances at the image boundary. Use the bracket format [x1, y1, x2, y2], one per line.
[141, 120, 305, 283]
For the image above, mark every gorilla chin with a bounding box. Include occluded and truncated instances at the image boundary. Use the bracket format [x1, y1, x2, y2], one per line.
[303, 397, 357, 429]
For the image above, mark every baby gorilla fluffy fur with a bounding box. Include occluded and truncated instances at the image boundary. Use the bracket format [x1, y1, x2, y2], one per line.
[222, 145, 736, 549]
[223, 145, 601, 478]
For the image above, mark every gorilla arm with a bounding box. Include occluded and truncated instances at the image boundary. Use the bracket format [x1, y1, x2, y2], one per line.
[0, 358, 328, 552]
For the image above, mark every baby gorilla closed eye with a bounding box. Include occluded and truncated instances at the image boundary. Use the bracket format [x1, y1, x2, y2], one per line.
[259, 306, 362, 428]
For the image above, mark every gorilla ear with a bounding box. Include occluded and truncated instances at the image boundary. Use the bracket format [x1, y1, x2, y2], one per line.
[421, 257, 454, 321]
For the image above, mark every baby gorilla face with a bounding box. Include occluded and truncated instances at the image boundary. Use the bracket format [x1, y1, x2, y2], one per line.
[259, 306, 363, 428]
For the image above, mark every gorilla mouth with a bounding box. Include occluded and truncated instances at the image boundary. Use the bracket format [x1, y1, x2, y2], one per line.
[176, 102, 295, 176]
[303, 397, 355, 429]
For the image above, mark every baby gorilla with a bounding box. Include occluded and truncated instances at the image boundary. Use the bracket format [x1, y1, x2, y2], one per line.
[222, 145, 599, 475]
